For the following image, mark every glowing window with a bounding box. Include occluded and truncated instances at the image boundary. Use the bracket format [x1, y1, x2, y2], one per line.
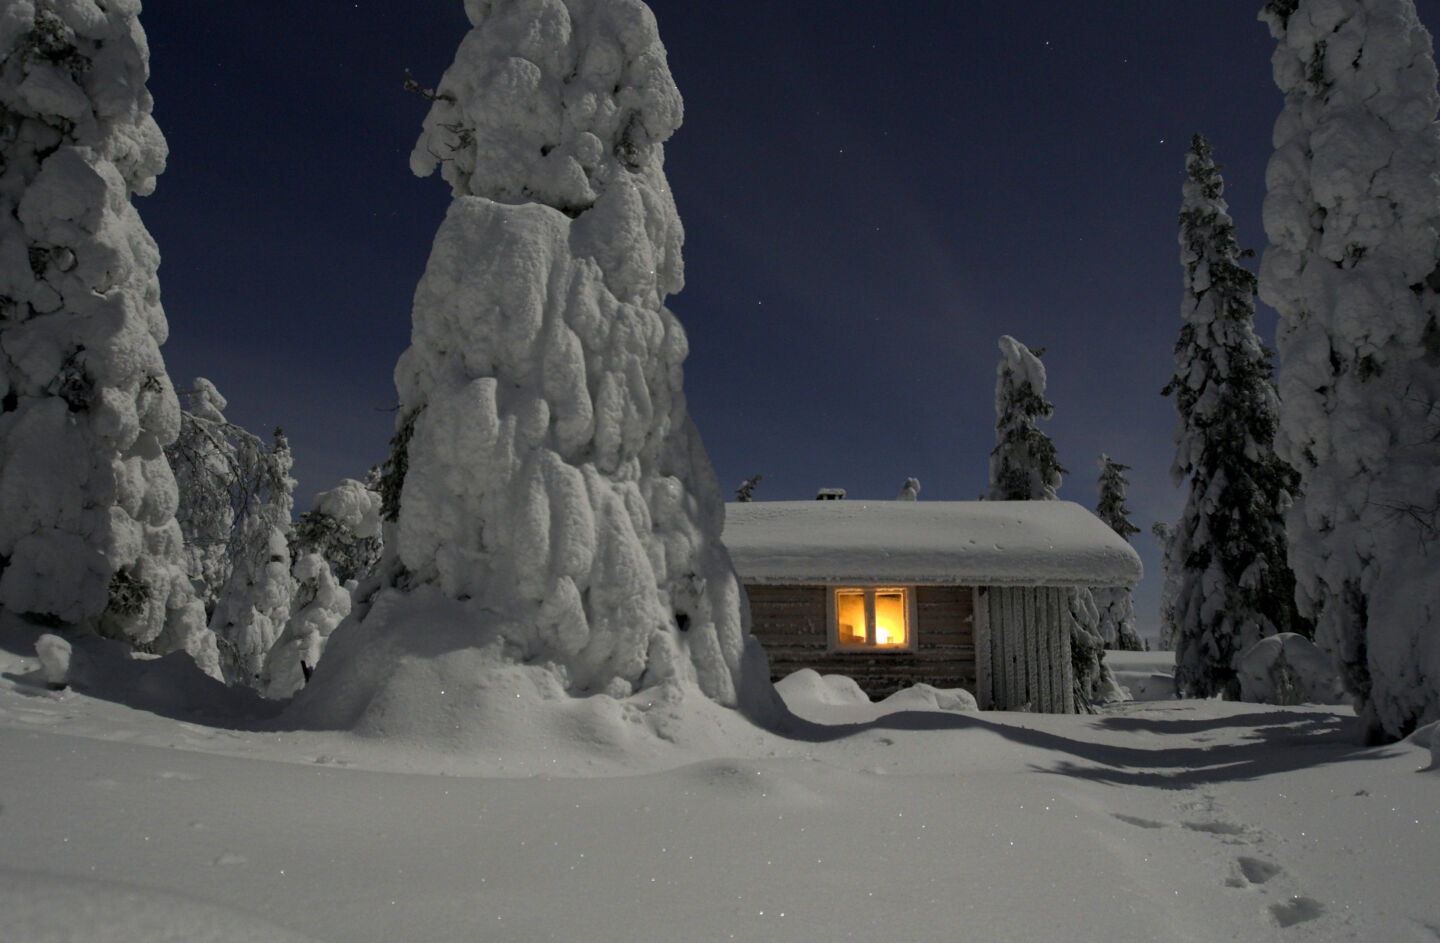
[832, 587, 910, 649]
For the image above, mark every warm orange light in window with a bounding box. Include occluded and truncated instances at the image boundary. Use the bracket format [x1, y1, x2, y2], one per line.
[836, 590, 866, 646]
[834, 588, 909, 648]
[874, 591, 907, 647]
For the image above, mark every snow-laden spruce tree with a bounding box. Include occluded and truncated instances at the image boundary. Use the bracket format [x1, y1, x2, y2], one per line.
[260, 551, 350, 699]
[0, 1, 211, 671]
[733, 473, 762, 502]
[1165, 134, 1303, 699]
[987, 336, 1115, 707]
[296, 0, 776, 731]
[988, 336, 1064, 501]
[1094, 454, 1143, 651]
[1260, 0, 1440, 737]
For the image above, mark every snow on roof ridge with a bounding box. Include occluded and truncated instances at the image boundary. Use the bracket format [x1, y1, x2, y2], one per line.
[722, 499, 1142, 587]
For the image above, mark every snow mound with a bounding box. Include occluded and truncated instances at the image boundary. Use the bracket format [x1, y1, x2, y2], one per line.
[34, 632, 72, 687]
[775, 670, 977, 716]
[879, 683, 978, 713]
[0, 867, 319, 943]
[1412, 721, 1440, 772]
[284, 588, 776, 775]
[4, 614, 274, 722]
[1238, 633, 1345, 706]
[774, 668, 871, 707]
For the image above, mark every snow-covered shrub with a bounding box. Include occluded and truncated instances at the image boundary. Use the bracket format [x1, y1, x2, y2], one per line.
[0, 0, 211, 672]
[295, 0, 778, 733]
[1165, 134, 1303, 699]
[1238, 633, 1344, 705]
[1094, 455, 1143, 651]
[291, 478, 382, 586]
[896, 477, 921, 501]
[260, 552, 351, 699]
[1260, 0, 1440, 738]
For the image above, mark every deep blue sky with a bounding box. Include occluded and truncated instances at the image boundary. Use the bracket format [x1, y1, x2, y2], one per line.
[138, 1, 1440, 641]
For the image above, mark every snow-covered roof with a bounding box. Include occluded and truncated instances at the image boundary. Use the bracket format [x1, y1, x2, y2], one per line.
[723, 500, 1142, 588]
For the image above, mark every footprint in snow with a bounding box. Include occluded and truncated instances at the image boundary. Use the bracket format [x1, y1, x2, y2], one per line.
[1269, 896, 1326, 927]
[1225, 855, 1282, 888]
[1182, 819, 1254, 842]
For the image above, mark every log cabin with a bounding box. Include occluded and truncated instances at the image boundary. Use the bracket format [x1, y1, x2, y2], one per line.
[723, 499, 1143, 713]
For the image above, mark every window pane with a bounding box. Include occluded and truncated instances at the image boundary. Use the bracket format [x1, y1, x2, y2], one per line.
[835, 590, 866, 646]
[874, 591, 907, 647]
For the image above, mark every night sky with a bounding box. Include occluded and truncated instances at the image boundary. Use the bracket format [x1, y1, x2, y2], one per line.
[136, 1, 1440, 641]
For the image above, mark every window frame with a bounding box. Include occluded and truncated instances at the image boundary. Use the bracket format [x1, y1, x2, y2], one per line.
[826, 585, 917, 652]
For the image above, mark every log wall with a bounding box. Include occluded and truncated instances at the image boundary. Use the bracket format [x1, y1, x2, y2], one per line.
[745, 584, 976, 700]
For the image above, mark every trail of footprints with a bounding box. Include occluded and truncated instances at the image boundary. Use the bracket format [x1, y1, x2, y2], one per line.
[1111, 792, 1327, 930]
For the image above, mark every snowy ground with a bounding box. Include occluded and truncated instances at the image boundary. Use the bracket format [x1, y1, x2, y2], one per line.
[0, 631, 1435, 943]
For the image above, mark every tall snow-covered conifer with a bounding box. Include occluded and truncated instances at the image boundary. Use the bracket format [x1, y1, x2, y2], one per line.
[1260, 0, 1440, 737]
[987, 336, 1115, 707]
[298, 0, 775, 729]
[988, 336, 1064, 502]
[1094, 454, 1143, 652]
[0, 1, 211, 671]
[1165, 134, 1302, 699]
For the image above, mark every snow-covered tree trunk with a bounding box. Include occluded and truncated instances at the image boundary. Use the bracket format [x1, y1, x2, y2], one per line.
[1260, 0, 1440, 737]
[1166, 133, 1302, 700]
[1094, 455, 1143, 651]
[0, 1, 212, 672]
[299, 0, 775, 727]
[1152, 521, 1182, 652]
[986, 336, 1112, 708]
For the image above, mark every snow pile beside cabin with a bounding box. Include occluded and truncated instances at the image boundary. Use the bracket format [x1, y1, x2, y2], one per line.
[723, 500, 1142, 588]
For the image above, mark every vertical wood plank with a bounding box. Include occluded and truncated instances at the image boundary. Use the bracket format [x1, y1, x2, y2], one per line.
[975, 587, 992, 709]
[1036, 585, 1053, 713]
[1024, 586, 1039, 709]
[1059, 588, 1077, 714]
[1007, 587, 1022, 711]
